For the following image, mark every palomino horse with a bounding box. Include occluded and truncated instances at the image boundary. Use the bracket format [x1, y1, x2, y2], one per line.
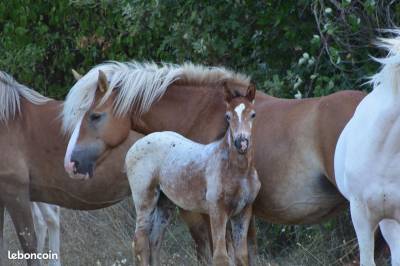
[0, 71, 145, 266]
[126, 84, 260, 266]
[62, 62, 365, 259]
[335, 32, 400, 266]
[0, 71, 229, 266]
[31, 203, 60, 266]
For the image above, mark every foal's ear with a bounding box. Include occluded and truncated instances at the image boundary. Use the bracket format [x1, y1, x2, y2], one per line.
[223, 81, 234, 103]
[97, 70, 109, 93]
[222, 80, 237, 103]
[246, 83, 256, 102]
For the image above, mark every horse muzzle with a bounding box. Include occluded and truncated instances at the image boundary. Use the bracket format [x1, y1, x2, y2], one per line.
[66, 146, 100, 180]
[234, 137, 249, 154]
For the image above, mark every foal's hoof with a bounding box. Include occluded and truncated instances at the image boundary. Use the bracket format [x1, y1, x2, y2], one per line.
[213, 254, 230, 266]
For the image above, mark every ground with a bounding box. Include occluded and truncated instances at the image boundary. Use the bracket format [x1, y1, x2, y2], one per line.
[3, 198, 389, 266]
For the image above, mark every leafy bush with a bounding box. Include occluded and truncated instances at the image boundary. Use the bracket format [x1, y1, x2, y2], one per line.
[2, 0, 399, 99]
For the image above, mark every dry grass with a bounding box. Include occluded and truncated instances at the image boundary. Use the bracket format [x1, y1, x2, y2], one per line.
[3, 199, 390, 266]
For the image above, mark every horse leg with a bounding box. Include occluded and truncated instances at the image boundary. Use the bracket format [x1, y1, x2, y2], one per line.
[180, 210, 212, 264]
[38, 203, 61, 266]
[149, 196, 172, 266]
[209, 208, 229, 266]
[31, 203, 46, 254]
[231, 205, 253, 266]
[226, 223, 235, 265]
[375, 227, 390, 261]
[131, 175, 161, 266]
[350, 199, 378, 266]
[379, 219, 400, 265]
[7, 193, 40, 266]
[247, 216, 257, 266]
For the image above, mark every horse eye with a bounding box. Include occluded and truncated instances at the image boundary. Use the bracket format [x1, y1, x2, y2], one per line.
[251, 112, 256, 119]
[90, 113, 103, 122]
[225, 113, 231, 121]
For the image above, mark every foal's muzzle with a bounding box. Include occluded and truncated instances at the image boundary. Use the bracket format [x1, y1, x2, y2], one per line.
[234, 137, 249, 154]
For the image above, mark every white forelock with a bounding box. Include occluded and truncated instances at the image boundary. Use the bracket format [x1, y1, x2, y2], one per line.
[62, 61, 250, 134]
[0, 71, 50, 124]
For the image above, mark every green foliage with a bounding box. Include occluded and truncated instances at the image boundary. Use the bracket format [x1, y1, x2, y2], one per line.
[2, 0, 398, 99]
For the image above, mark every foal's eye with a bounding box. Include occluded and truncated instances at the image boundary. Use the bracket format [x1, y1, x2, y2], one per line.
[225, 113, 231, 121]
[251, 112, 256, 119]
[90, 112, 103, 122]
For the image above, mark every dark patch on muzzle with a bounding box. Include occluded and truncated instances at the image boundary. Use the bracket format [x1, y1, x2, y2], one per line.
[234, 137, 249, 154]
[70, 146, 99, 177]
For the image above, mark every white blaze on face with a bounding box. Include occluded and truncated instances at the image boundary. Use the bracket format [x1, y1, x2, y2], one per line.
[64, 117, 83, 173]
[234, 103, 245, 122]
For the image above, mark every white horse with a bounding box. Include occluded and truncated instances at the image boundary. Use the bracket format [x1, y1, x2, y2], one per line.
[335, 31, 400, 266]
[31, 203, 61, 266]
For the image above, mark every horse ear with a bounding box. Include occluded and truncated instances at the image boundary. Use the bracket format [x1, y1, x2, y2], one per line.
[71, 69, 82, 81]
[246, 83, 256, 102]
[222, 81, 233, 103]
[97, 70, 108, 93]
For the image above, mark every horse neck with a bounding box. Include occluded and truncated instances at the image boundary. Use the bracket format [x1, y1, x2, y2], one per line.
[21, 98, 65, 141]
[133, 83, 227, 143]
[217, 128, 253, 175]
[20, 98, 135, 208]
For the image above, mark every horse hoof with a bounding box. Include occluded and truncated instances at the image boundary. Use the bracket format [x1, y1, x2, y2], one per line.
[213, 254, 230, 266]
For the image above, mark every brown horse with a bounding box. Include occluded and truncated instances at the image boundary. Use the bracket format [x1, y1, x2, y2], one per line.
[127, 83, 260, 266]
[62, 62, 365, 258]
[0, 71, 145, 266]
[1, 70, 226, 266]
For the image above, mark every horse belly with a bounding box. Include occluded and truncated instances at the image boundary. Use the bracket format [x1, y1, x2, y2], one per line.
[254, 170, 345, 224]
[160, 174, 207, 213]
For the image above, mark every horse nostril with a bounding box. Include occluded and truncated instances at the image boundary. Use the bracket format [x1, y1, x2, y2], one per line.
[234, 138, 249, 151]
[242, 139, 249, 148]
[72, 160, 79, 170]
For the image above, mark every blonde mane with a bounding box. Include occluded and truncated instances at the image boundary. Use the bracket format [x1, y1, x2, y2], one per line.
[62, 61, 250, 133]
[370, 30, 400, 95]
[0, 71, 50, 124]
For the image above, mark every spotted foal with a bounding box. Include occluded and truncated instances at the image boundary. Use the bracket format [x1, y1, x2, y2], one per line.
[126, 83, 260, 266]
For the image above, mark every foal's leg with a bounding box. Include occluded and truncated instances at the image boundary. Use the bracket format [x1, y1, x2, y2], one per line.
[247, 216, 257, 266]
[149, 196, 172, 266]
[38, 203, 61, 266]
[180, 210, 212, 264]
[226, 224, 235, 265]
[379, 219, 400, 265]
[231, 205, 253, 266]
[131, 176, 161, 266]
[350, 199, 378, 266]
[209, 208, 230, 266]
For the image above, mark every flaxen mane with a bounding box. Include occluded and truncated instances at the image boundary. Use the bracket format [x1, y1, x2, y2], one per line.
[62, 61, 250, 133]
[0, 71, 50, 124]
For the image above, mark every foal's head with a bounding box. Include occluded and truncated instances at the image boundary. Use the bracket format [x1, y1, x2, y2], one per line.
[223, 82, 256, 154]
